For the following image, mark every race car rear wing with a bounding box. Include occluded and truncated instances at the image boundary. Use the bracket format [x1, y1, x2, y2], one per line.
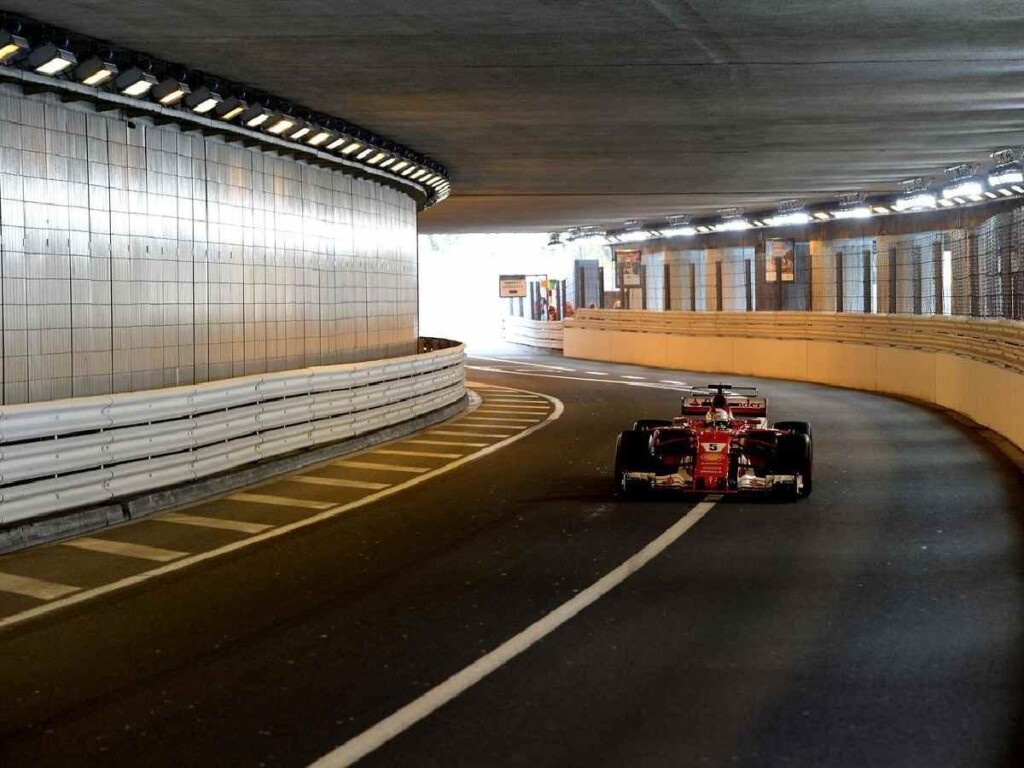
[680, 384, 767, 418]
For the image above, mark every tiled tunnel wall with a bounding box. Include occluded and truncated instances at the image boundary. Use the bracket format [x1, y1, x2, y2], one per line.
[0, 86, 418, 405]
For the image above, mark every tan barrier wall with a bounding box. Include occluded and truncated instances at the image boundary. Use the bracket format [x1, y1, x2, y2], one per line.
[564, 310, 1024, 450]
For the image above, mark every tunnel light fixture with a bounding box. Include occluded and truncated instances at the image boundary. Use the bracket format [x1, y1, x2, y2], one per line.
[1012, 185, 1024, 194]
[833, 205, 873, 220]
[355, 147, 374, 160]
[987, 149, 1024, 188]
[339, 141, 362, 155]
[114, 67, 157, 97]
[288, 123, 311, 141]
[812, 212, 832, 221]
[892, 192, 936, 212]
[660, 225, 697, 238]
[764, 199, 810, 227]
[28, 43, 77, 75]
[410, 169, 427, 180]
[379, 157, 396, 169]
[367, 151, 387, 165]
[214, 96, 247, 122]
[184, 86, 221, 114]
[151, 78, 190, 106]
[998, 187, 1014, 197]
[238, 104, 270, 128]
[74, 56, 118, 87]
[391, 160, 409, 173]
[983, 191, 999, 199]
[937, 198, 955, 208]
[307, 128, 333, 147]
[325, 136, 347, 151]
[0, 30, 29, 64]
[265, 114, 296, 135]
[942, 164, 984, 200]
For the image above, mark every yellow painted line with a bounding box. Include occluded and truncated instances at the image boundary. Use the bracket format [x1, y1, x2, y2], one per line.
[0, 572, 80, 601]
[62, 538, 187, 563]
[333, 460, 429, 474]
[373, 449, 465, 459]
[291, 476, 391, 491]
[430, 430, 509, 438]
[404, 439, 489, 448]
[459, 415, 540, 423]
[158, 512, 271, 535]
[230, 493, 334, 510]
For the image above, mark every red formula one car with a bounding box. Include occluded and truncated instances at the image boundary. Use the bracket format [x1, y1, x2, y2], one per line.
[614, 384, 813, 499]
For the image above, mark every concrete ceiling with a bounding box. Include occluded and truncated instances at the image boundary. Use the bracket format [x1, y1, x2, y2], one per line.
[15, 1, 1024, 232]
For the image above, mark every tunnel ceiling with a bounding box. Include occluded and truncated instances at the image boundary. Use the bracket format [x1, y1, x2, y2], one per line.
[14, 1, 1024, 233]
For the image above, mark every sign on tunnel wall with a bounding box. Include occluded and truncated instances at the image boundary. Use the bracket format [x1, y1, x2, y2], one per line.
[499, 275, 528, 297]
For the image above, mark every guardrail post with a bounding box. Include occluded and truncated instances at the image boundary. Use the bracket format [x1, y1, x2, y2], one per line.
[664, 262, 672, 310]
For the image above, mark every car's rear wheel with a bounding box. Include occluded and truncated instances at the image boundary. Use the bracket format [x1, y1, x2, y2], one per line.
[773, 421, 812, 439]
[772, 432, 813, 498]
[614, 430, 652, 495]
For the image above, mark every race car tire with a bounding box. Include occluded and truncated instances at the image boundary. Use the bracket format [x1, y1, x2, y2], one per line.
[773, 433, 813, 498]
[614, 430, 653, 494]
[773, 421, 812, 439]
[632, 419, 673, 432]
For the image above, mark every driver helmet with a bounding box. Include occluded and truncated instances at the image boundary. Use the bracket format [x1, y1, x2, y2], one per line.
[704, 394, 732, 425]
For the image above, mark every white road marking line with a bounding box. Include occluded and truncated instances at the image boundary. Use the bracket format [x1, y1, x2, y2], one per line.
[430, 429, 513, 438]
[307, 498, 719, 768]
[661, 379, 689, 386]
[484, 396, 546, 401]
[333, 460, 429, 474]
[229, 493, 334, 510]
[622, 375, 645, 380]
[158, 513, 271, 535]
[470, 355, 575, 372]
[478, 405, 549, 411]
[466, 365, 692, 393]
[0, 572, 80, 601]
[62, 538, 187, 563]
[584, 370, 609, 376]
[404, 439, 489, 448]
[460, 415, 539, 423]
[0, 389, 563, 632]
[292, 476, 391, 491]
[373, 449, 464, 459]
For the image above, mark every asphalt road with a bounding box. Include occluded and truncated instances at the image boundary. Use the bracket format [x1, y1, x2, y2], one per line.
[1, 347, 1022, 768]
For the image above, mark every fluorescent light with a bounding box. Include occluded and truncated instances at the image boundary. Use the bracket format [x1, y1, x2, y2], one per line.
[715, 218, 752, 232]
[356, 147, 374, 160]
[115, 68, 158, 97]
[410, 169, 427, 180]
[239, 105, 270, 127]
[813, 212, 832, 221]
[391, 160, 409, 172]
[307, 130, 332, 146]
[367, 152, 387, 165]
[942, 179, 984, 199]
[380, 158, 396, 168]
[340, 142, 362, 155]
[892, 192, 937, 212]
[289, 126, 311, 140]
[1011, 185, 1024, 194]
[184, 87, 222, 114]
[214, 96, 248, 121]
[401, 166, 416, 176]
[937, 198, 955, 208]
[152, 78, 190, 106]
[984, 191, 999, 199]
[833, 206, 873, 220]
[998, 188, 1014, 197]
[988, 166, 1024, 187]
[0, 31, 29, 63]
[872, 206, 890, 214]
[28, 44, 77, 75]
[766, 211, 812, 226]
[660, 225, 697, 238]
[326, 137, 347, 150]
[266, 116, 295, 135]
[75, 57, 118, 87]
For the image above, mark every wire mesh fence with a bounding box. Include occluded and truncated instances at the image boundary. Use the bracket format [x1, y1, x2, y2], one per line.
[598, 207, 1024, 321]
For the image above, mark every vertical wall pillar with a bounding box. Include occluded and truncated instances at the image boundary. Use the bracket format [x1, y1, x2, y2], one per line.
[864, 248, 874, 314]
[835, 251, 845, 312]
[663, 262, 672, 310]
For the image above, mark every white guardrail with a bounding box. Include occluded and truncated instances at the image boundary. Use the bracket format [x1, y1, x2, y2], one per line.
[0, 342, 465, 525]
[503, 316, 564, 349]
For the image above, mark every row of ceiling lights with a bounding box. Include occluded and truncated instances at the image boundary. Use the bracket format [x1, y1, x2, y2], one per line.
[0, 21, 451, 204]
[555, 150, 1024, 245]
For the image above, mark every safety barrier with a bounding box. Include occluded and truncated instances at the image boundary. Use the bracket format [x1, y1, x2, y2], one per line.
[0, 342, 465, 525]
[564, 310, 1024, 450]
[503, 316, 565, 349]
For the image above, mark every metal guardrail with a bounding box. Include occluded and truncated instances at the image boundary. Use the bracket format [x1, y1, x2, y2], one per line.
[0, 342, 465, 525]
[567, 310, 1024, 375]
[503, 317, 565, 350]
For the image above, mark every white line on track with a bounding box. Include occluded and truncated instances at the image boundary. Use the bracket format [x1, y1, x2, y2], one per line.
[467, 364, 690, 393]
[293, 476, 392, 490]
[307, 498, 719, 768]
[621, 375, 645, 380]
[584, 371, 609, 376]
[430, 430, 512, 438]
[333, 461, 430, 474]
[373, 449, 465, 459]
[0, 388, 564, 632]
[470, 355, 576, 372]
[403, 439, 489, 448]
